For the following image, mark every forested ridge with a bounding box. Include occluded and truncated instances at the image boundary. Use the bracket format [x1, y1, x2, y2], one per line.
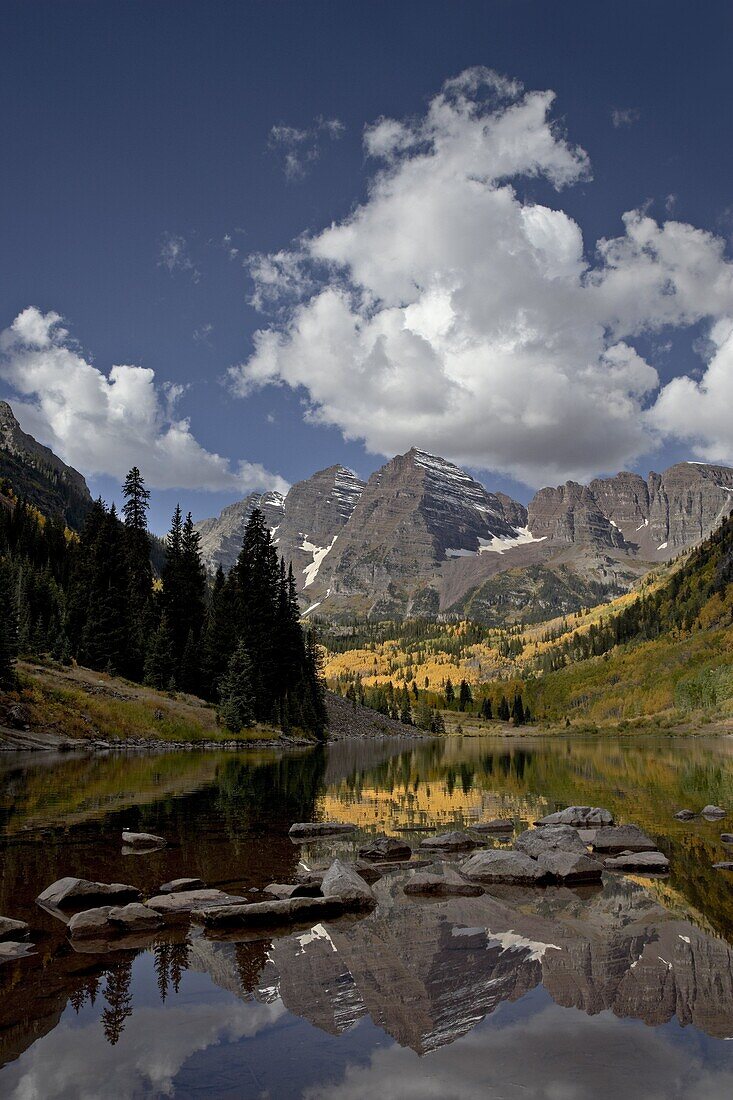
[0, 469, 327, 738]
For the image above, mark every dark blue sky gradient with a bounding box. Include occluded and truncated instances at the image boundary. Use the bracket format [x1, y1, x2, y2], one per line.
[2, 1, 731, 531]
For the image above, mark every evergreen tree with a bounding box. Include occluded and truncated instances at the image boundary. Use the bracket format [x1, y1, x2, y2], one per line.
[78, 504, 131, 674]
[218, 640, 256, 731]
[498, 695, 510, 721]
[481, 696, 493, 720]
[445, 678, 455, 705]
[200, 565, 235, 700]
[121, 467, 153, 678]
[512, 693, 526, 726]
[0, 557, 18, 688]
[144, 613, 175, 689]
[458, 679, 473, 712]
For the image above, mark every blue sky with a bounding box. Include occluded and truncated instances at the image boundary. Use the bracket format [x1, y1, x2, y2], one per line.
[2, 0, 733, 532]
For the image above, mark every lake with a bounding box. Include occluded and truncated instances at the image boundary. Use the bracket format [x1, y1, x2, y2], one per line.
[2, 732, 733, 1099]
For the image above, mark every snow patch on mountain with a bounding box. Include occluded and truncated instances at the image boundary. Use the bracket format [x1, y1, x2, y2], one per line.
[302, 535, 338, 587]
[477, 528, 547, 555]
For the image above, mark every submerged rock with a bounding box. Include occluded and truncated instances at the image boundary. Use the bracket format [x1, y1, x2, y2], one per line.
[200, 895, 351, 929]
[588, 825, 658, 854]
[159, 877, 206, 894]
[702, 805, 727, 818]
[288, 822, 356, 837]
[0, 916, 30, 942]
[537, 849, 603, 883]
[720, 834, 733, 845]
[321, 859, 376, 909]
[470, 819, 514, 833]
[358, 836, 412, 861]
[0, 940, 35, 963]
[146, 889, 248, 914]
[419, 831, 477, 852]
[514, 825, 587, 859]
[37, 877, 141, 910]
[68, 903, 164, 939]
[460, 849, 547, 885]
[604, 850, 670, 872]
[536, 806, 614, 828]
[404, 864, 484, 897]
[674, 809, 697, 820]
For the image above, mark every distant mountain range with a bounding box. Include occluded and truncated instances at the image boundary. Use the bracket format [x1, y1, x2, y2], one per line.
[196, 446, 733, 624]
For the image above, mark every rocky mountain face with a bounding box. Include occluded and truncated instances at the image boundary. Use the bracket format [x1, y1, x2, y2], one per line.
[194, 445, 733, 623]
[194, 491, 285, 574]
[0, 400, 92, 529]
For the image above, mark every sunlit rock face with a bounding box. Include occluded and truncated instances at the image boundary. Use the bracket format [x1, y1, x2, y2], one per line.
[194, 491, 285, 574]
[191, 874, 733, 1053]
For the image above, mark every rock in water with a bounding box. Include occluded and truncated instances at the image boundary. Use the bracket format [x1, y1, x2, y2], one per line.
[514, 825, 587, 859]
[200, 895, 351, 929]
[460, 849, 547, 885]
[264, 882, 322, 900]
[0, 941, 35, 964]
[419, 831, 477, 852]
[146, 889, 247, 914]
[535, 806, 614, 827]
[158, 878, 206, 894]
[321, 859, 376, 909]
[122, 830, 167, 849]
[288, 822, 356, 837]
[713, 862, 733, 871]
[108, 904, 164, 931]
[674, 809, 696, 820]
[358, 836, 412, 861]
[68, 903, 164, 939]
[536, 850, 603, 883]
[604, 850, 670, 872]
[0, 916, 30, 942]
[37, 878, 141, 910]
[470, 820, 513, 833]
[404, 864, 484, 897]
[67, 907, 114, 939]
[701, 805, 727, 818]
[721, 834, 733, 845]
[588, 825, 658, 854]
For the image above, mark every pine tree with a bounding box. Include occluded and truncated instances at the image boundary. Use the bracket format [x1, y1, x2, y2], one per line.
[79, 504, 131, 674]
[200, 565, 235, 700]
[458, 679, 473, 712]
[498, 695, 510, 721]
[144, 613, 175, 689]
[445, 678, 455, 705]
[122, 467, 153, 679]
[481, 696, 493, 720]
[218, 640, 255, 732]
[512, 693, 525, 726]
[0, 557, 18, 688]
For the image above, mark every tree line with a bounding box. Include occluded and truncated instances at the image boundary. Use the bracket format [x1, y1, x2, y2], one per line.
[0, 469, 327, 737]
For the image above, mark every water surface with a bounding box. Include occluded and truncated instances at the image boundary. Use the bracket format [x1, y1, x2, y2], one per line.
[2, 733, 733, 1098]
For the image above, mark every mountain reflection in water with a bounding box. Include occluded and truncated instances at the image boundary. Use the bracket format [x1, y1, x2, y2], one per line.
[2, 733, 733, 1099]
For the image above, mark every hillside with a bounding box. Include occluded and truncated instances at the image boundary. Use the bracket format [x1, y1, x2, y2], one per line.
[325, 513, 733, 730]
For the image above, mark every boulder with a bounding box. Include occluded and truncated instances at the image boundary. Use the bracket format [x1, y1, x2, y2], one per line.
[263, 882, 322, 900]
[321, 859, 376, 909]
[0, 916, 30, 942]
[158, 878, 206, 894]
[589, 825, 658, 854]
[536, 849, 603, 883]
[358, 836, 412, 861]
[200, 895, 351, 929]
[0, 940, 35, 963]
[288, 822, 356, 837]
[604, 850, 670, 872]
[459, 849, 547, 885]
[720, 834, 733, 845]
[404, 864, 484, 897]
[419, 831, 477, 852]
[702, 805, 727, 818]
[37, 877, 141, 911]
[122, 830, 166, 849]
[67, 907, 114, 939]
[108, 903, 164, 932]
[713, 861, 733, 870]
[470, 819, 513, 833]
[535, 806, 614, 828]
[674, 809, 696, 820]
[514, 825, 587, 859]
[146, 889, 248, 914]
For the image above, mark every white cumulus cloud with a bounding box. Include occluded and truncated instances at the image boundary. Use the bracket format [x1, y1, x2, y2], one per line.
[0, 306, 289, 494]
[231, 68, 733, 485]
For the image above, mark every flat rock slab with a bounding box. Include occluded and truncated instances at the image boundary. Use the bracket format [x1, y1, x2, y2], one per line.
[713, 862, 733, 870]
[146, 889, 248, 915]
[470, 820, 514, 833]
[159, 878, 206, 894]
[419, 831, 477, 852]
[404, 865, 484, 897]
[514, 825, 587, 859]
[68, 903, 164, 940]
[536, 849, 603, 883]
[589, 825, 658, 854]
[321, 860, 376, 910]
[37, 877, 141, 910]
[702, 805, 727, 818]
[460, 849, 546, 885]
[0, 916, 30, 942]
[674, 810, 697, 820]
[536, 806, 614, 828]
[200, 895, 351, 929]
[0, 940, 35, 963]
[264, 882, 322, 900]
[122, 830, 167, 848]
[358, 836, 412, 861]
[288, 822, 356, 837]
[604, 850, 670, 873]
[720, 835, 733, 845]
